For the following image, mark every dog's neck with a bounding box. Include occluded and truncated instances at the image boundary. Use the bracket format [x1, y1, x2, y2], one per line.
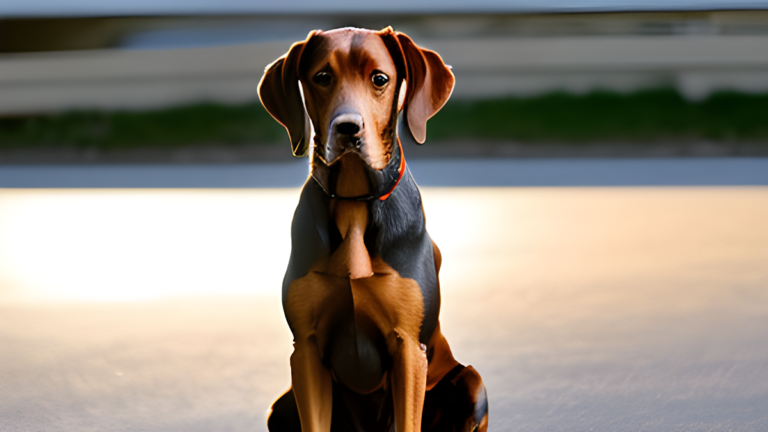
[330, 154, 374, 279]
[309, 136, 405, 202]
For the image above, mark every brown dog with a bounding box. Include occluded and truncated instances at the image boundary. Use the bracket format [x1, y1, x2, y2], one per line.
[259, 27, 488, 432]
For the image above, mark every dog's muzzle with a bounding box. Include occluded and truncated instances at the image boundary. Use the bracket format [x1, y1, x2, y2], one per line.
[311, 111, 410, 202]
[323, 113, 365, 164]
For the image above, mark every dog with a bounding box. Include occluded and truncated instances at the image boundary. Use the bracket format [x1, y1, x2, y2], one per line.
[258, 27, 488, 432]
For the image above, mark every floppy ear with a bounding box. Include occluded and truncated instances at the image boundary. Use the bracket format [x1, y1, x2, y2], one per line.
[258, 31, 318, 157]
[396, 32, 455, 144]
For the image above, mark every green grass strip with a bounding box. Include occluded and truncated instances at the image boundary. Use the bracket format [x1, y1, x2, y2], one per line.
[429, 88, 768, 143]
[0, 103, 284, 149]
[1, 87, 767, 149]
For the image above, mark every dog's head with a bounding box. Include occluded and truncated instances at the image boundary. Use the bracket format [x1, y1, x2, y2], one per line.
[258, 27, 454, 170]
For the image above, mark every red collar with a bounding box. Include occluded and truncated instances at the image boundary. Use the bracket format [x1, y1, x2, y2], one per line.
[378, 138, 406, 201]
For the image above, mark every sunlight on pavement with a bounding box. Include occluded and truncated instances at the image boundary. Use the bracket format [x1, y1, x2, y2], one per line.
[1, 187, 767, 431]
[0, 189, 297, 303]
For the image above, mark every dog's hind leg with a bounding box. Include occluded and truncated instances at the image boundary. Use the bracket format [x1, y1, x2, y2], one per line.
[421, 364, 488, 432]
[267, 388, 302, 432]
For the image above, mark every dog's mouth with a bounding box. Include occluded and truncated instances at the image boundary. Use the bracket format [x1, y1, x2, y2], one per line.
[313, 136, 364, 167]
[311, 135, 403, 201]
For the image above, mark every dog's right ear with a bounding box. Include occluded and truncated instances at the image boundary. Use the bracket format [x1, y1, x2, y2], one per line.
[258, 31, 319, 157]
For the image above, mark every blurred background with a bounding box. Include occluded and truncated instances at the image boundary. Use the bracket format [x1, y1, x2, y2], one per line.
[1, 2, 768, 432]
[3, 7, 768, 161]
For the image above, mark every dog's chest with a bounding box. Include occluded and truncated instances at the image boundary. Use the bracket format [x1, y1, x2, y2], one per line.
[327, 200, 373, 280]
[322, 253, 425, 395]
[284, 198, 427, 394]
[282, 176, 441, 392]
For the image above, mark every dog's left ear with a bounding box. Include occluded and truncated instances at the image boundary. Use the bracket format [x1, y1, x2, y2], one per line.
[258, 30, 319, 157]
[394, 32, 455, 144]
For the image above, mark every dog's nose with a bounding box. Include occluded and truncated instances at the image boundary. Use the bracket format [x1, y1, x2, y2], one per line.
[332, 113, 364, 137]
[337, 122, 360, 136]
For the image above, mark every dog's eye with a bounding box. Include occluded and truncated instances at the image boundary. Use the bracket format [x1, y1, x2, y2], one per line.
[372, 73, 389, 88]
[313, 72, 332, 87]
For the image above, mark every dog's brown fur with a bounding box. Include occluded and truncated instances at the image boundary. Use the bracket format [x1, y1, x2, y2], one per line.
[259, 27, 487, 432]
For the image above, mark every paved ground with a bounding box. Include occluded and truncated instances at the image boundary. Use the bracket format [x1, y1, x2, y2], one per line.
[1, 182, 766, 431]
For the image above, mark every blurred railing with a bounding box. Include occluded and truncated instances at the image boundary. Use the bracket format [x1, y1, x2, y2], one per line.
[2, 12, 768, 114]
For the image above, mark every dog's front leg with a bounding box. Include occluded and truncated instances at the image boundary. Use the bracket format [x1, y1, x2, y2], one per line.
[285, 273, 349, 432]
[290, 334, 333, 432]
[390, 331, 428, 432]
[352, 269, 430, 432]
